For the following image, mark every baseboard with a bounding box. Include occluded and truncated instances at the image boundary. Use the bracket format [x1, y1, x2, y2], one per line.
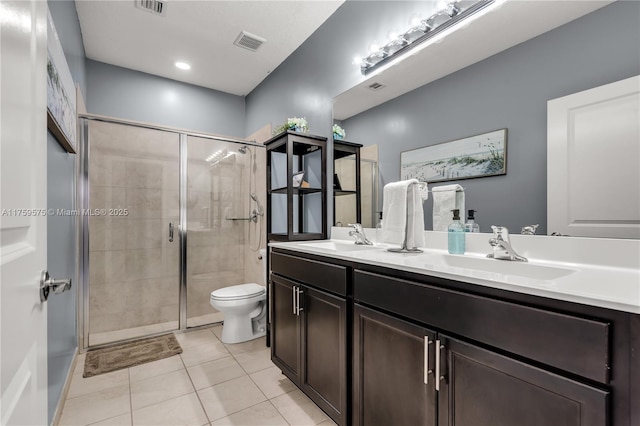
[51, 348, 79, 426]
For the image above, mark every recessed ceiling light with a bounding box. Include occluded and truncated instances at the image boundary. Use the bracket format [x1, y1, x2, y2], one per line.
[175, 61, 191, 70]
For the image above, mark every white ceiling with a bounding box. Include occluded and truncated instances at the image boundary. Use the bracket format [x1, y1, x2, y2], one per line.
[76, 0, 614, 113]
[75, 0, 344, 96]
[333, 0, 614, 120]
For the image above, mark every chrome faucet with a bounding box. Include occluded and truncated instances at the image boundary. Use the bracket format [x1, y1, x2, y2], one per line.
[348, 223, 373, 245]
[487, 226, 527, 262]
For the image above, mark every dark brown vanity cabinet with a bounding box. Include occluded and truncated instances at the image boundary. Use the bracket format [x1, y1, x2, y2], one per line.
[353, 304, 437, 426]
[271, 249, 637, 426]
[353, 269, 612, 426]
[270, 275, 301, 381]
[270, 251, 348, 426]
[438, 335, 608, 426]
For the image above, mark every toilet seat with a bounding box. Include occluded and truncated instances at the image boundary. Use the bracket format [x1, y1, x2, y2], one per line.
[211, 283, 265, 301]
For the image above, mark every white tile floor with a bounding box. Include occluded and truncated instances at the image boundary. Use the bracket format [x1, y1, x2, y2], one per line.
[58, 325, 336, 426]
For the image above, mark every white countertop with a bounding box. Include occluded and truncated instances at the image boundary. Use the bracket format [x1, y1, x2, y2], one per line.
[270, 228, 640, 314]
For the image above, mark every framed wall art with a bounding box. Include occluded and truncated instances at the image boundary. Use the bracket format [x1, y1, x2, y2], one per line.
[401, 129, 507, 183]
[47, 8, 77, 154]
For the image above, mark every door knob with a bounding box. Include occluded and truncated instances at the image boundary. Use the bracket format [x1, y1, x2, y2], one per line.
[40, 270, 72, 302]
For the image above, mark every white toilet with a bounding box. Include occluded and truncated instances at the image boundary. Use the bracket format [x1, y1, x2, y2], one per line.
[210, 249, 267, 344]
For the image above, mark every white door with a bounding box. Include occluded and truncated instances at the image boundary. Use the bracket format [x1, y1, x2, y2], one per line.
[547, 75, 640, 238]
[1, 1, 49, 425]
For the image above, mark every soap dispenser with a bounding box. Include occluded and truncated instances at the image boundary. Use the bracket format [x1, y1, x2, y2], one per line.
[465, 209, 480, 233]
[448, 209, 465, 255]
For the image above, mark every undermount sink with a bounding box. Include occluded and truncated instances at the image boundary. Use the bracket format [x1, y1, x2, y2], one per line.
[299, 240, 381, 252]
[441, 255, 576, 281]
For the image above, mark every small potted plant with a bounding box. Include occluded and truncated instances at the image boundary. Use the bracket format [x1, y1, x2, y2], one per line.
[273, 117, 308, 135]
[333, 124, 346, 140]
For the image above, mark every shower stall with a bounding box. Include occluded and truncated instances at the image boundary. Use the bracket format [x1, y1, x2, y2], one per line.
[78, 116, 266, 348]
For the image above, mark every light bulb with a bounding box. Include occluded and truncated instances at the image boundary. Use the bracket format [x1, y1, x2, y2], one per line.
[352, 56, 363, 65]
[409, 12, 422, 28]
[387, 29, 399, 42]
[175, 61, 191, 70]
[369, 42, 380, 53]
[436, 0, 448, 10]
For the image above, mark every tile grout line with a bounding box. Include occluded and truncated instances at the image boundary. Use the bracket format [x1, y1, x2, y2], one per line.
[129, 369, 198, 412]
[185, 327, 291, 424]
[179, 338, 214, 425]
[128, 367, 134, 426]
[227, 343, 301, 425]
[266, 399, 293, 426]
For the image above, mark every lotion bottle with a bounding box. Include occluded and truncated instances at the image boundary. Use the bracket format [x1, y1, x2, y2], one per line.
[464, 209, 480, 233]
[448, 209, 465, 255]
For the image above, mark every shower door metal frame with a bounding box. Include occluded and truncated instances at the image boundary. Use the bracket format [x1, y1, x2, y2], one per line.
[179, 134, 188, 330]
[78, 114, 264, 350]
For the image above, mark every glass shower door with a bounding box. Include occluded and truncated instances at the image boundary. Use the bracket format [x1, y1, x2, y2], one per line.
[186, 136, 250, 327]
[87, 120, 180, 346]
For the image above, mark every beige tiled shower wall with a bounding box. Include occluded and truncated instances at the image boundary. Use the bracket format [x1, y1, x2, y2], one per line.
[186, 137, 266, 326]
[88, 122, 180, 336]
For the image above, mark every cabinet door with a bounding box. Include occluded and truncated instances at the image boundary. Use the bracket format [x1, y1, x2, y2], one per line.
[301, 286, 347, 425]
[353, 304, 437, 426]
[438, 335, 609, 426]
[270, 275, 301, 383]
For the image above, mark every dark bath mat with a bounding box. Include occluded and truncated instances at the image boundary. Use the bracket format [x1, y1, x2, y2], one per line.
[83, 333, 182, 378]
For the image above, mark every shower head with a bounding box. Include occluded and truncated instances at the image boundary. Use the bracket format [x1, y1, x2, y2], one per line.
[238, 146, 249, 154]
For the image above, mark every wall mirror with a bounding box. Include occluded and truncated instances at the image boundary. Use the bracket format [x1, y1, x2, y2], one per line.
[331, 1, 638, 239]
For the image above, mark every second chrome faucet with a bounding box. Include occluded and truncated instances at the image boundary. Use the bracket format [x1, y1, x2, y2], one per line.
[487, 226, 527, 262]
[348, 223, 373, 245]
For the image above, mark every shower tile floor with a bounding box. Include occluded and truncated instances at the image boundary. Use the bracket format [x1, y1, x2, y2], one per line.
[58, 325, 336, 426]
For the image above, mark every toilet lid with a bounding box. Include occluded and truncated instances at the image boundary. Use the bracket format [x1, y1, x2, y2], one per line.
[211, 283, 265, 300]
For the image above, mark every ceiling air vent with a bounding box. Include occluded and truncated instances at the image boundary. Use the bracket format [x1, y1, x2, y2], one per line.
[233, 31, 266, 52]
[134, 0, 167, 17]
[367, 82, 386, 91]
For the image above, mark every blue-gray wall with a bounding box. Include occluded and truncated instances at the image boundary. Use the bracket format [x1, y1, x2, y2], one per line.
[86, 60, 246, 138]
[47, 1, 85, 423]
[46, 132, 77, 424]
[246, 1, 640, 233]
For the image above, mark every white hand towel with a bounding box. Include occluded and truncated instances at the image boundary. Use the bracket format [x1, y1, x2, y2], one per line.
[406, 183, 425, 248]
[432, 184, 465, 231]
[382, 179, 425, 248]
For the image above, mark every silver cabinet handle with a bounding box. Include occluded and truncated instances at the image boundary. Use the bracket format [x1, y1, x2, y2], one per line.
[435, 339, 441, 391]
[169, 222, 174, 242]
[424, 337, 433, 384]
[40, 270, 72, 302]
[435, 340, 445, 391]
[296, 287, 303, 315]
[292, 286, 297, 315]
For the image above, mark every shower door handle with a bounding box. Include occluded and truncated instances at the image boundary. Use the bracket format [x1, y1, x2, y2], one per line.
[169, 222, 174, 242]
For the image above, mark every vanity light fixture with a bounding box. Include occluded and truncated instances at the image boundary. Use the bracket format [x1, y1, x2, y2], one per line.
[175, 61, 191, 70]
[358, 0, 495, 75]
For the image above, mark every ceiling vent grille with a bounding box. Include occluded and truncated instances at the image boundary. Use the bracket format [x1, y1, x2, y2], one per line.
[367, 82, 386, 91]
[233, 31, 266, 52]
[134, 0, 167, 16]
